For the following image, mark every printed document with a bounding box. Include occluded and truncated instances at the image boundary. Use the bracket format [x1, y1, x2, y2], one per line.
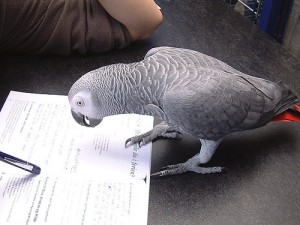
[0, 91, 154, 225]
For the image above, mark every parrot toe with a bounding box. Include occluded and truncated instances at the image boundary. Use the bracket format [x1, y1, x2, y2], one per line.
[125, 137, 147, 148]
[151, 154, 227, 176]
[125, 130, 153, 148]
[151, 165, 226, 176]
[125, 138, 133, 148]
[125, 123, 183, 148]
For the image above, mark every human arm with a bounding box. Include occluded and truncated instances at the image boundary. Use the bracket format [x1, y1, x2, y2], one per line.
[98, 0, 163, 41]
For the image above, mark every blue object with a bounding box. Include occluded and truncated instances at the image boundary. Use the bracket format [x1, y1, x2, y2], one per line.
[259, 0, 293, 42]
[0, 151, 41, 174]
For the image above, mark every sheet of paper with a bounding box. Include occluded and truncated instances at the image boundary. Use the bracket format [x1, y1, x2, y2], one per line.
[0, 174, 148, 225]
[0, 91, 154, 225]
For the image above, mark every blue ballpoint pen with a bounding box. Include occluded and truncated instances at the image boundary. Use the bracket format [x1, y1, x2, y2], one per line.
[0, 151, 41, 175]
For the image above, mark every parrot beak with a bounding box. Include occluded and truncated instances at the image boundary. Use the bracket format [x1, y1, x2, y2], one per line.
[71, 109, 102, 127]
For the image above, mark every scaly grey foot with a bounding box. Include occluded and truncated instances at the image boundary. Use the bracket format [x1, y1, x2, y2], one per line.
[125, 122, 182, 147]
[151, 153, 226, 176]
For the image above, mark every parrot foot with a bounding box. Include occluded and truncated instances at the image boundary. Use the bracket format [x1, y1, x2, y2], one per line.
[151, 153, 226, 176]
[125, 122, 182, 147]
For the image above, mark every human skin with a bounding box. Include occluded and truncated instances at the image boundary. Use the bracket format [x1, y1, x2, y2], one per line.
[98, 0, 163, 41]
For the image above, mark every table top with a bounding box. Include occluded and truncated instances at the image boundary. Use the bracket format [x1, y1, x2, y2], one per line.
[1, 0, 300, 224]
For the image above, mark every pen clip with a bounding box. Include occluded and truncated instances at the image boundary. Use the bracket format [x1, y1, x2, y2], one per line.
[0, 151, 41, 174]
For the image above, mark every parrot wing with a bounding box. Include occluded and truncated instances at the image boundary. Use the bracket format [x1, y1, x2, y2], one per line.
[139, 47, 297, 140]
[161, 71, 280, 140]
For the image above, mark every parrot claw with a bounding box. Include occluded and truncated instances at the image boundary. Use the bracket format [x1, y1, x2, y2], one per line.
[125, 138, 133, 148]
[151, 154, 227, 176]
[137, 141, 145, 148]
[125, 137, 148, 148]
[151, 165, 227, 176]
[125, 122, 183, 148]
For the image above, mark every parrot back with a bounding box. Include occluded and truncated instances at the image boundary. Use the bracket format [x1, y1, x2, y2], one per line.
[132, 47, 299, 140]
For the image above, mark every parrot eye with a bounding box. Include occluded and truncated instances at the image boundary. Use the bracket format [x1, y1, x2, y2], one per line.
[76, 101, 84, 107]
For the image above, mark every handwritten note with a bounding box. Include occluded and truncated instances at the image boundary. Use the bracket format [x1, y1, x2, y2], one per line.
[0, 91, 153, 225]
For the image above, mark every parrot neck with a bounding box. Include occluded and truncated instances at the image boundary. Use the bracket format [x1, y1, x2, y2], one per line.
[102, 63, 146, 115]
[104, 63, 164, 117]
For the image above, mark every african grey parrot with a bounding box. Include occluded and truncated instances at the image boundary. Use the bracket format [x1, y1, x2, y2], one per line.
[68, 47, 299, 176]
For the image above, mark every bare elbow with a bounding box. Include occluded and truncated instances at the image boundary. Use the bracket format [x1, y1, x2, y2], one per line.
[129, 11, 163, 41]
[143, 12, 163, 39]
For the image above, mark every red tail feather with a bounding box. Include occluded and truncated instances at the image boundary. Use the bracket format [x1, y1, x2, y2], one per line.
[272, 105, 300, 122]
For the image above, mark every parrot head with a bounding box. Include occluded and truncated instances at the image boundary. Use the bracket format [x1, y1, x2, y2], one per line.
[69, 90, 103, 127]
[68, 67, 125, 127]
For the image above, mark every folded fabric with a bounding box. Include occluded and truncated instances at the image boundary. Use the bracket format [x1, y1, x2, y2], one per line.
[0, 0, 131, 54]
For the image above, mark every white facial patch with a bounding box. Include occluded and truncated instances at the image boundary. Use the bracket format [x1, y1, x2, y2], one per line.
[71, 91, 93, 116]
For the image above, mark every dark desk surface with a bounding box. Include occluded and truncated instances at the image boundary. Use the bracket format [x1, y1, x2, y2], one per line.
[1, 0, 300, 224]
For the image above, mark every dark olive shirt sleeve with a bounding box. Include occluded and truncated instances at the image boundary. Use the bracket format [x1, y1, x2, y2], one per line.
[0, 0, 132, 54]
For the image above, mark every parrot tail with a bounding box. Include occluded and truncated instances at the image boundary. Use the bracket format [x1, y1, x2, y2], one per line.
[273, 81, 298, 114]
[272, 105, 300, 122]
[271, 81, 299, 122]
